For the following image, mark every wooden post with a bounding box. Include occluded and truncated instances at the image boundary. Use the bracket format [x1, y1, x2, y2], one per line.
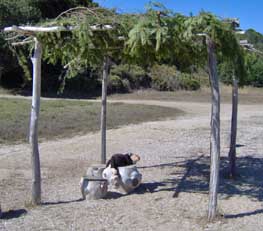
[29, 38, 42, 205]
[228, 77, 238, 178]
[206, 36, 220, 221]
[100, 56, 110, 164]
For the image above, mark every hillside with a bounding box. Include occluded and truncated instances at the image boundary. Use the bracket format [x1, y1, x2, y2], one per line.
[245, 29, 263, 51]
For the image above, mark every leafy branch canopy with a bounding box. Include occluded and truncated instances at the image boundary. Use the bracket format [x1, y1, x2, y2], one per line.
[3, 3, 247, 83]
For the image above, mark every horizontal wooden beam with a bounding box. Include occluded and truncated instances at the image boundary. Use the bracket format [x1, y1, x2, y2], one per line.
[4, 24, 115, 34]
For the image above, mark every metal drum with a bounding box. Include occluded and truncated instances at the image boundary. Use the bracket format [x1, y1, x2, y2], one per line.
[118, 165, 142, 193]
[80, 165, 108, 200]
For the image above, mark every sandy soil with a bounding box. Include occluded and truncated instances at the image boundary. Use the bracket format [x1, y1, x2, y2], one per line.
[0, 99, 263, 231]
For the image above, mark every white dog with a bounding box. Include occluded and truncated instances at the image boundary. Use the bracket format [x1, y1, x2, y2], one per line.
[102, 166, 121, 188]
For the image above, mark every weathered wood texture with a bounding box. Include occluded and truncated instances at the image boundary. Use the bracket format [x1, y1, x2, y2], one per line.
[4, 25, 114, 33]
[29, 38, 42, 205]
[100, 56, 110, 164]
[206, 36, 221, 222]
[228, 78, 238, 178]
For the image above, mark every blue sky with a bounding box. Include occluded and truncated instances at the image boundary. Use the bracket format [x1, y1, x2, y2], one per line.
[94, 0, 263, 34]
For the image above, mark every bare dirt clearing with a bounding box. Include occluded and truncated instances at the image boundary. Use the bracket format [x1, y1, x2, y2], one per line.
[0, 94, 263, 230]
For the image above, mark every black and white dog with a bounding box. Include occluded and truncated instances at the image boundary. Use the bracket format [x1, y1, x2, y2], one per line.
[103, 153, 141, 188]
[106, 153, 140, 174]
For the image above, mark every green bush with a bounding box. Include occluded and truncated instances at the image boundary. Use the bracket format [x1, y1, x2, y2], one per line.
[107, 74, 129, 93]
[150, 64, 179, 91]
[218, 62, 234, 85]
[110, 64, 150, 90]
[246, 55, 263, 87]
[192, 68, 210, 87]
[178, 73, 201, 90]
[150, 64, 200, 91]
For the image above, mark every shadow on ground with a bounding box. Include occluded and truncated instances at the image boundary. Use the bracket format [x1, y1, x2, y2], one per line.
[0, 209, 27, 220]
[42, 198, 84, 206]
[139, 155, 263, 200]
[137, 154, 263, 219]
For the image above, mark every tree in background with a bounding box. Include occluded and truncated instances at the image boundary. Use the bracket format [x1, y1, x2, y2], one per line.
[35, 0, 98, 19]
[245, 52, 263, 87]
[245, 29, 263, 51]
[0, 0, 98, 89]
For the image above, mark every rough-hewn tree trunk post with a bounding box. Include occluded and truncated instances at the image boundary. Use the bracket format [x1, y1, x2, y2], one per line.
[29, 37, 42, 205]
[206, 36, 221, 222]
[228, 77, 238, 178]
[101, 56, 110, 164]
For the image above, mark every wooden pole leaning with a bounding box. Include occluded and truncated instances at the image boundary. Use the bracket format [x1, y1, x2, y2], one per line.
[206, 35, 221, 222]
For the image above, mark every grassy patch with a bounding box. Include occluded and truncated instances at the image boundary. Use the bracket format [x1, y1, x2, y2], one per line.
[0, 98, 183, 144]
[109, 86, 263, 104]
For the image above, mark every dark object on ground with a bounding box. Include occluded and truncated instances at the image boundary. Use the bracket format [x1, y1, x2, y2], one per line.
[106, 153, 140, 174]
[0, 209, 27, 220]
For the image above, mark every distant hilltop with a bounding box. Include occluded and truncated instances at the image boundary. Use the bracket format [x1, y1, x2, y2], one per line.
[243, 29, 263, 51]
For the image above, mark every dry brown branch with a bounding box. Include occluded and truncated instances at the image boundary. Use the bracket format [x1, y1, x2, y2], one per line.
[55, 7, 100, 20]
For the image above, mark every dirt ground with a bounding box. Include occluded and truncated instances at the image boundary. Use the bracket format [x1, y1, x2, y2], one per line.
[0, 97, 263, 231]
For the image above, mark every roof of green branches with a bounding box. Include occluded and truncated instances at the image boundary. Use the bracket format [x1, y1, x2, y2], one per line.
[3, 4, 246, 83]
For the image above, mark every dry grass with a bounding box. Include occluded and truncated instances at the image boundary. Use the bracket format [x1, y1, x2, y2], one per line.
[1, 99, 263, 230]
[0, 98, 183, 144]
[0, 86, 263, 230]
[0, 87, 12, 95]
[109, 86, 263, 104]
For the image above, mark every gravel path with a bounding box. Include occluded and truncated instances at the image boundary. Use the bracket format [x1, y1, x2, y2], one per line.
[0, 99, 263, 231]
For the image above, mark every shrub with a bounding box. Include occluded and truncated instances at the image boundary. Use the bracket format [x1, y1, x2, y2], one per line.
[247, 57, 263, 87]
[193, 68, 210, 87]
[178, 73, 201, 90]
[150, 64, 179, 91]
[107, 74, 129, 93]
[110, 64, 150, 90]
[218, 62, 234, 85]
[150, 64, 200, 91]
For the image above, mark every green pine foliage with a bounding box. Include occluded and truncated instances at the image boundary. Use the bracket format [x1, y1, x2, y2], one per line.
[150, 64, 200, 91]
[245, 52, 263, 87]
[1, 1, 263, 94]
[37, 8, 127, 81]
[182, 12, 247, 85]
[245, 29, 263, 51]
[110, 64, 150, 91]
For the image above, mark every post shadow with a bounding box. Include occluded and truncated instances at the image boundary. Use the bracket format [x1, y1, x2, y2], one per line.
[224, 209, 263, 219]
[0, 209, 27, 220]
[136, 154, 263, 219]
[42, 198, 84, 206]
